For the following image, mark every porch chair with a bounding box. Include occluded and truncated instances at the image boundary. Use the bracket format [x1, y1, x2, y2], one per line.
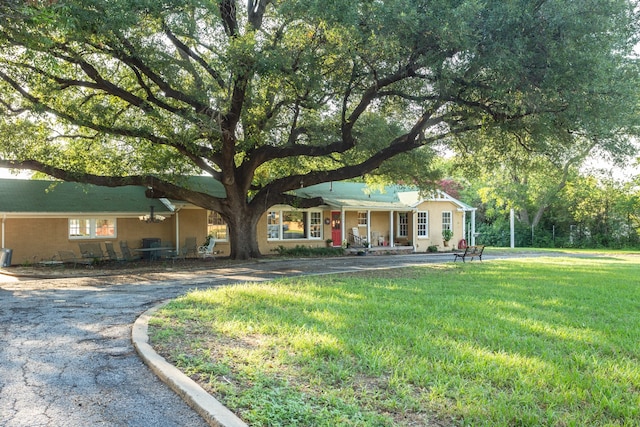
[104, 242, 122, 262]
[78, 242, 105, 262]
[198, 238, 216, 259]
[161, 241, 181, 264]
[119, 241, 138, 261]
[58, 250, 93, 268]
[350, 227, 365, 247]
[149, 241, 162, 261]
[181, 237, 198, 258]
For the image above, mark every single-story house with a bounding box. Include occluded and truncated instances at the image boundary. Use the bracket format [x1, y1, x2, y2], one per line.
[0, 178, 476, 266]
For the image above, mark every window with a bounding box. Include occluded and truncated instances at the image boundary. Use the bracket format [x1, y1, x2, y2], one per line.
[207, 211, 228, 241]
[69, 218, 116, 239]
[309, 211, 322, 238]
[283, 211, 306, 239]
[397, 212, 408, 237]
[417, 211, 429, 237]
[442, 211, 452, 231]
[267, 209, 323, 240]
[267, 211, 281, 239]
[357, 211, 367, 226]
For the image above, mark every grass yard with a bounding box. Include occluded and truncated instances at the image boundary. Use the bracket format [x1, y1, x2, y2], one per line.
[149, 256, 640, 426]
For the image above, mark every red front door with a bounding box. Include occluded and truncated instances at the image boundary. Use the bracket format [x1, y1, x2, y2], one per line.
[331, 211, 342, 246]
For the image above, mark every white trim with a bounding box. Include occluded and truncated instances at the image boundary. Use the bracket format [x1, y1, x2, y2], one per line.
[0, 211, 173, 219]
[159, 198, 176, 212]
[442, 211, 453, 232]
[417, 210, 429, 239]
[389, 211, 394, 247]
[266, 207, 324, 241]
[397, 212, 408, 238]
[68, 217, 118, 240]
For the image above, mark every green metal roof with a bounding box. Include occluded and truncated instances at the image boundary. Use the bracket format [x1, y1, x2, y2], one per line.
[296, 182, 400, 202]
[166, 175, 227, 198]
[0, 178, 472, 215]
[294, 182, 475, 211]
[0, 178, 168, 214]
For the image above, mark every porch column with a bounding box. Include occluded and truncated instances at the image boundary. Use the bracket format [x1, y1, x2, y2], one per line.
[412, 210, 417, 252]
[366, 210, 371, 246]
[389, 211, 394, 248]
[175, 211, 180, 252]
[341, 208, 346, 244]
[1, 214, 5, 248]
[471, 209, 477, 246]
[462, 210, 467, 243]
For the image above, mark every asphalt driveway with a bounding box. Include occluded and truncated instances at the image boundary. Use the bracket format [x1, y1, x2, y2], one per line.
[0, 253, 474, 426]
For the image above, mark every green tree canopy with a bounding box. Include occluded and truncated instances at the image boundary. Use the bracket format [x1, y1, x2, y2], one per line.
[0, 0, 638, 258]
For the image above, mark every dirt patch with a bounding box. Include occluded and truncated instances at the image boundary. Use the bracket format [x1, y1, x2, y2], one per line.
[0, 257, 245, 279]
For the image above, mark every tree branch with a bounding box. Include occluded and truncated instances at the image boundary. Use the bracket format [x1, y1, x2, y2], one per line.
[248, 0, 271, 30]
[163, 24, 226, 89]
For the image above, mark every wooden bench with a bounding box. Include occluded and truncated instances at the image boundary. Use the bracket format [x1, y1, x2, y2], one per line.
[453, 245, 485, 263]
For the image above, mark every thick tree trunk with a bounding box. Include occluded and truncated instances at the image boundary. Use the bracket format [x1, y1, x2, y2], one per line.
[226, 211, 262, 260]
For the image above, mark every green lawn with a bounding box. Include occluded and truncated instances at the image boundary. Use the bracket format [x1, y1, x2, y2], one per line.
[149, 255, 640, 426]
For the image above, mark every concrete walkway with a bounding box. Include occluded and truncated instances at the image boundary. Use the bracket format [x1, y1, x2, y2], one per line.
[0, 253, 484, 426]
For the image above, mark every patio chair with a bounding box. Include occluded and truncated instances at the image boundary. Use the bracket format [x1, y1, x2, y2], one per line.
[160, 241, 181, 264]
[78, 242, 105, 262]
[104, 242, 122, 262]
[148, 240, 163, 261]
[181, 237, 198, 258]
[58, 250, 93, 268]
[197, 238, 216, 259]
[119, 241, 138, 261]
[350, 227, 365, 247]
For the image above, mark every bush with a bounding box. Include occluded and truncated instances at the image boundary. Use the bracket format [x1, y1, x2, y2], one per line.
[427, 245, 439, 253]
[273, 245, 345, 257]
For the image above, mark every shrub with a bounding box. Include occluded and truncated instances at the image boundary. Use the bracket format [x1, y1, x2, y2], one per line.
[273, 245, 345, 257]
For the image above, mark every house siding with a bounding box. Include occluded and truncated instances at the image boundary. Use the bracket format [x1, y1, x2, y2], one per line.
[0, 180, 474, 264]
[412, 200, 466, 251]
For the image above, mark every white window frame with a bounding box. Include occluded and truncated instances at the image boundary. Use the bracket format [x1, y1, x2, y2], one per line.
[267, 211, 281, 239]
[309, 211, 322, 238]
[68, 218, 117, 240]
[442, 211, 452, 231]
[357, 211, 368, 227]
[417, 211, 429, 238]
[267, 209, 324, 241]
[397, 212, 408, 238]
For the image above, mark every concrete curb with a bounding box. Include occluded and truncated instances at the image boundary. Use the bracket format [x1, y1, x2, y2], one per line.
[132, 301, 248, 427]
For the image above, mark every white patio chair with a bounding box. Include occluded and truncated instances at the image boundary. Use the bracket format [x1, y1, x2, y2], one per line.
[197, 238, 216, 259]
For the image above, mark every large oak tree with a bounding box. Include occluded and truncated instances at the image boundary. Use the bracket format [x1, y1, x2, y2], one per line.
[0, 0, 638, 259]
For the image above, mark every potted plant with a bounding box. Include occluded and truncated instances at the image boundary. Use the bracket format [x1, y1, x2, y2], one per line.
[442, 229, 453, 246]
[325, 238, 333, 247]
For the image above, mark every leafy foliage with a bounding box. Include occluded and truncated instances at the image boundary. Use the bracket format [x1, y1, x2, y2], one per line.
[0, 0, 638, 258]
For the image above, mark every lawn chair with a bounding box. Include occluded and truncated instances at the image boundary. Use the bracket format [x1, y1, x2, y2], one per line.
[350, 227, 365, 247]
[119, 241, 138, 261]
[58, 250, 93, 268]
[181, 237, 198, 258]
[104, 242, 122, 262]
[161, 241, 181, 264]
[198, 238, 216, 259]
[149, 240, 162, 261]
[78, 242, 105, 262]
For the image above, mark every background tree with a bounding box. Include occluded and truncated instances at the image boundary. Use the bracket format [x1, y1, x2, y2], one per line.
[564, 173, 640, 247]
[0, 0, 638, 259]
[453, 130, 599, 233]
